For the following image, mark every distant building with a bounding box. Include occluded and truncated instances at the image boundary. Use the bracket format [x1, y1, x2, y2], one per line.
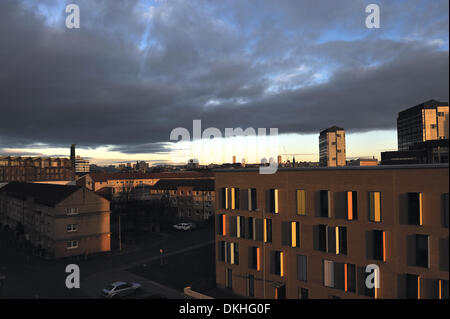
[146, 179, 215, 222]
[233, 156, 237, 164]
[76, 171, 214, 200]
[0, 156, 74, 182]
[397, 100, 449, 151]
[381, 139, 449, 165]
[348, 157, 378, 166]
[75, 156, 90, 173]
[319, 126, 346, 167]
[0, 182, 110, 259]
[382, 100, 449, 165]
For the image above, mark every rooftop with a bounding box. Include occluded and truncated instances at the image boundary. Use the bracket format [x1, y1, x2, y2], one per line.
[150, 179, 215, 191]
[320, 126, 345, 135]
[88, 171, 214, 182]
[0, 182, 81, 206]
[398, 99, 449, 117]
[214, 163, 449, 173]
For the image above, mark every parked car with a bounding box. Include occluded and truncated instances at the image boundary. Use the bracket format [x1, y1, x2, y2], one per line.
[101, 281, 141, 298]
[172, 223, 196, 231]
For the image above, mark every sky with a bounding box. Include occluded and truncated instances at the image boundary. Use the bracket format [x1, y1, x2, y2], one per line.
[0, 0, 448, 165]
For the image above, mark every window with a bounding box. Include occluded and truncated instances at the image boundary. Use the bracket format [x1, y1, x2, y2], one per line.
[297, 255, 307, 281]
[248, 246, 261, 271]
[317, 224, 327, 252]
[291, 222, 300, 247]
[323, 260, 334, 288]
[416, 234, 429, 268]
[336, 226, 347, 255]
[248, 275, 255, 297]
[66, 240, 78, 250]
[248, 188, 257, 211]
[406, 274, 419, 299]
[221, 188, 229, 209]
[346, 191, 358, 220]
[65, 208, 78, 215]
[345, 263, 356, 293]
[231, 188, 240, 210]
[369, 192, 382, 222]
[320, 190, 331, 218]
[247, 217, 255, 240]
[268, 189, 279, 213]
[298, 288, 309, 299]
[439, 279, 449, 299]
[264, 218, 272, 243]
[408, 192, 422, 225]
[373, 230, 386, 261]
[236, 216, 245, 238]
[224, 242, 239, 265]
[273, 251, 284, 277]
[218, 214, 227, 236]
[66, 224, 78, 232]
[296, 190, 306, 216]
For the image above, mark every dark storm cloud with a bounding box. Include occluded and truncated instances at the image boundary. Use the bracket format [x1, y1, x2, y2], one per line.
[0, 0, 448, 154]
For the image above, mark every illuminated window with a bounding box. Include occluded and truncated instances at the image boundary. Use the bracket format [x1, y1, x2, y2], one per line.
[346, 191, 358, 220]
[373, 230, 386, 261]
[268, 189, 279, 213]
[369, 192, 382, 222]
[291, 222, 300, 247]
[296, 190, 306, 216]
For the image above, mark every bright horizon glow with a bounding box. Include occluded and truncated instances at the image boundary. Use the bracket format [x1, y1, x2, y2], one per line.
[0, 130, 397, 166]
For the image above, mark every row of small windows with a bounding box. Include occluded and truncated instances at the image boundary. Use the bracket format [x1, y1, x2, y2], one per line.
[219, 243, 449, 299]
[218, 216, 440, 268]
[219, 188, 449, 227]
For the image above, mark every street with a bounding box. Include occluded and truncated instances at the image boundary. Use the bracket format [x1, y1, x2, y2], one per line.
[0, 226, 214, 299]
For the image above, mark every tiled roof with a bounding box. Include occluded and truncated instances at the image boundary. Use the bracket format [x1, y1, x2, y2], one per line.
[0, 182, 81, 206]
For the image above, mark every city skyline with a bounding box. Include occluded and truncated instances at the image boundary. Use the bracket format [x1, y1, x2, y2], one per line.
[0, 0, 448, 165]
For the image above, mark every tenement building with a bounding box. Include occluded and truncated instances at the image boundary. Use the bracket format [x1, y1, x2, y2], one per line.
[0, 182, 111, 259]
[214, 165, 449, 299]
[319, 126, 346, 167]
[147, 179, 215, 222]
[0, 157, 75, 182]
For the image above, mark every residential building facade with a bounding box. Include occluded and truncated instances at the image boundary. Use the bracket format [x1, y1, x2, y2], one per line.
[0, 157, 75, 183]
[146, 179, 215, 222]
[0, 182, 111, 259]
[214, 165, 449, 299]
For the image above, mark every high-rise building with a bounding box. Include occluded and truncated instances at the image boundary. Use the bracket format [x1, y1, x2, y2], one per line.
[319, 126, 346, 167]
[397, 100, 449, 151]
[214, 165, 449, 299]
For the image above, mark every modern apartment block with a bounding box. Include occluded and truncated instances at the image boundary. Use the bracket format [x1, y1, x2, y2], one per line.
[319, 126, 346, 167]
[0, 182, 111, 259]
[397, 100, 449, 151]
[214, 165, 449, 299]
[0, 157, 75, 183]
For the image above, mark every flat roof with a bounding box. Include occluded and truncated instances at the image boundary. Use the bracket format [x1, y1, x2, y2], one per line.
[213, 163, 449, 173]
